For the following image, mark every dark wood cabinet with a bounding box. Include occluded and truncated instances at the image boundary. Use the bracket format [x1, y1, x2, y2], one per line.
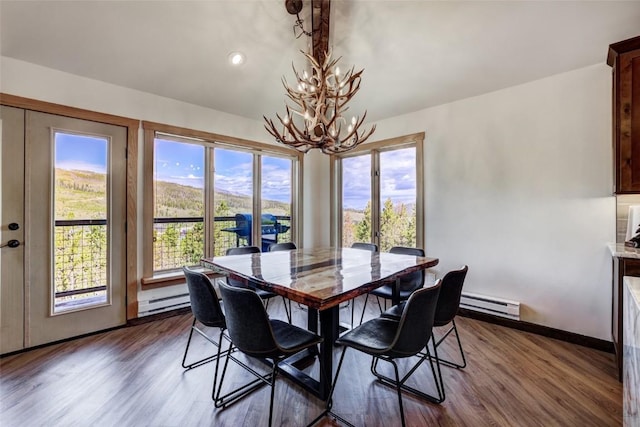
[608, 36, 640, 194]
[612, 256, 640, 380]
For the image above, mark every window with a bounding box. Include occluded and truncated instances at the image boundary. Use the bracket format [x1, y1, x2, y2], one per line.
[142, 122, 302, 283]
[333, 133, 424, 252]
[53, 132, 109, 311]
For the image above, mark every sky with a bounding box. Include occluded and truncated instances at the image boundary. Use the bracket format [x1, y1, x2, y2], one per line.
[55, 133, 416, 209]
[342, 147, 417, 210]
[155, 139, 292, 203]
[55, 132, 107, 173]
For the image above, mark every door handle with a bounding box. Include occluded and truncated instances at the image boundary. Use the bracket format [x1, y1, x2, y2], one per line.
[0, 240, 21, 248]
[8, 223, 20, 231]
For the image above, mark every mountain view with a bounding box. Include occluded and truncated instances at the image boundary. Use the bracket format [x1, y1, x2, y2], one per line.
[55, 169, 291, 220]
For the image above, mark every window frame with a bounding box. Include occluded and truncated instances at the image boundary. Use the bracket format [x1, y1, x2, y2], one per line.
[330, 132, 425, 250]
[141, 121, 303, 287]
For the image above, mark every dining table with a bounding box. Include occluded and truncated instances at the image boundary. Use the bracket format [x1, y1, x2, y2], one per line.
[200, 246, 439, 400]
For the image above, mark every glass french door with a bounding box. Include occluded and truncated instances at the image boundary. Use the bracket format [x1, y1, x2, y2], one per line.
[1, 108, 127, 351]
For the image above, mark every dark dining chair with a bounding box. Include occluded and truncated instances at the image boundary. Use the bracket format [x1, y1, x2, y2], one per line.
[217, 281, 324, 427]
[349, 242, 379, 327]
[351, 242, 378, 252]
[267, 241, 296, 314]
[181, 266, 227, 374]
[182, 267, 264, 407]
[225, 246, 291, 323]
[268, 241, 297, 252]
[358, 246, 425, 325]
[310, 280, 443, 427]
[382, 265, 469, 369]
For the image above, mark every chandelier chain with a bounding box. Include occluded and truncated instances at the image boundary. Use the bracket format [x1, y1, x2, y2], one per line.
[293, 14, 314, 39]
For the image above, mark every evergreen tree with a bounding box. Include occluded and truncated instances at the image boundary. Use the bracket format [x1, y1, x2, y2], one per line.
[355, 201, 372, 243]
[181, 222, 204, 265]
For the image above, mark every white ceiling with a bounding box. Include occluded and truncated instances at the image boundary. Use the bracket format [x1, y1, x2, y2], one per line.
[1, 1, 640, 123]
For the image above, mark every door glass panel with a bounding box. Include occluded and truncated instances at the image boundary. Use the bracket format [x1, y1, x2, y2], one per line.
[379, 147, 417, 251]
[261, 155, 292, 251]
[342, 155, 372, 247]
[53, 132, 108, 312]
[153, 138, 205, 271]
[214, 148, 253, 255]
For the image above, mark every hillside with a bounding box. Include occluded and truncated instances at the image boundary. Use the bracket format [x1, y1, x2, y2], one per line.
[54, 169, 291, 220]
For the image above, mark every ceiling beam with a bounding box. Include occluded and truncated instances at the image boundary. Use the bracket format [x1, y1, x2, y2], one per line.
[311, 0, 330, 65]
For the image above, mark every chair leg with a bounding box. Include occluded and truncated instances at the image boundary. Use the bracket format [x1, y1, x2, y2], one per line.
[182, 318, 225, 370]
[427, 336, 446, 402]
[370, 340, 445, 404]
[351, 300, 355, 329]
[210, 330, 226, 401]
[268, 363, 278, 427]
[280, 296, 292, 323]
[359, 295, 369, 325]
[213, 344, 271, 409]
[431, 318, 467, 369]
[389, 359, 406, 427]
[375, 296, 384, 313]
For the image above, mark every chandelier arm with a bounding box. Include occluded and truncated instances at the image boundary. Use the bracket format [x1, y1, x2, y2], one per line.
[283, 114, 311, 141]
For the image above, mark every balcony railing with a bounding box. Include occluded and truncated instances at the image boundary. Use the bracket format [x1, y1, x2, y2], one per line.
[53, 215, 292, 303]
[54, 219, 108, 311]
[153, 215, 292, 272]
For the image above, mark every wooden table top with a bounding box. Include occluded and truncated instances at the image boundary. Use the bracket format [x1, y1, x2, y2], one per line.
[201, 247, 439, 310]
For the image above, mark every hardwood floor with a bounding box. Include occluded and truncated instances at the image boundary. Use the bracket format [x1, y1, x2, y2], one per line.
[0, 297, 622, 426]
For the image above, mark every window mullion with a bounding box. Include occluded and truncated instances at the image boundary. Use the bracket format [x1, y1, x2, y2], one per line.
[371, 150, 381, 247]
[253, 153, 261, 250]
[204, 146, 215, 257]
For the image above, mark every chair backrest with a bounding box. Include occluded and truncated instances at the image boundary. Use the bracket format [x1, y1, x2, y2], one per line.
[434, 265, 469, 326]
[269, 242, 297, 252]
[218, 281, 280, 358]
[182, 267, 225, 328]
[351, 242, 378, 252]
[389, 246, 425, 292]
[389, 279, 442, 357]
[225, 246, 261, 288]
[226, 245, 260, 256]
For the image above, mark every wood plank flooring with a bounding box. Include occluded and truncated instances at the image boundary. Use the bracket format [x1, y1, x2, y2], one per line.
[0, 296, 622, 426]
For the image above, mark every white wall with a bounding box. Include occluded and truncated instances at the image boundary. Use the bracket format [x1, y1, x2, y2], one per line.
[363, 63, 615, 340]
[302, 149, 331, 247]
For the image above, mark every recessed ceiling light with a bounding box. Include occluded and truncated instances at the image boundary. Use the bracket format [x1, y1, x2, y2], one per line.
[228, 52, 245, 66]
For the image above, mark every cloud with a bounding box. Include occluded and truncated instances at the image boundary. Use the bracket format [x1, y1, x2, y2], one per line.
[342, 148, 417, 209]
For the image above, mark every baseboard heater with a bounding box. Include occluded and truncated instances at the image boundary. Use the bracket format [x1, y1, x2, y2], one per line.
[138, 285, 191, 317]
[460, 292, 520, 321]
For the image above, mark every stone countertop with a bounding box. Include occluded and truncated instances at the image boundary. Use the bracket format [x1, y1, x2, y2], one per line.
[625, 276, 640, 310]
[609, 243, 640, 259]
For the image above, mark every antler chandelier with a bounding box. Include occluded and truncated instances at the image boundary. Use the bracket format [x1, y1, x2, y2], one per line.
[263, 0, 375, 154]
